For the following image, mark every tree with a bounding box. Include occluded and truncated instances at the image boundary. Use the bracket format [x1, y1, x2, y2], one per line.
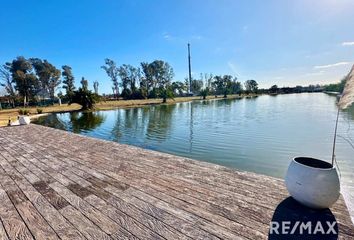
[244, 79, 258, 93]
[118, 64, 141, 99]
[140, 60, 174, 98]
[191, 79, 204, 94]
[31, 58, 61, 102]
[230, 78, 242, 94]
[102, 58, 120, 99]
[269, 85, 278, 94]
[140, 62, 153, 90]
[80, 77, 88, 91]
[171, 81, 186, 96]
[160, 87, 175, 103]
[213, 75, 233, 98]
[324, 77, 347, 93]
[93, 81, 99, 95]
[0, 64, 16, 107]
[70, 88, 98, 110]
[201, 73, 214, 92]
[48, 68, 61, 100]
[7, 56, 38, 106]
[62, 65, 75, 101]
[199, 88, 209, 100]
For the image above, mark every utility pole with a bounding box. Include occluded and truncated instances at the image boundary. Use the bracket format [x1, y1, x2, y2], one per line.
[188, 43, 192, 94]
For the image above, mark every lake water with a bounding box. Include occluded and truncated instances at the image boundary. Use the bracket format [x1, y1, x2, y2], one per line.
[35, 93, 354, 211]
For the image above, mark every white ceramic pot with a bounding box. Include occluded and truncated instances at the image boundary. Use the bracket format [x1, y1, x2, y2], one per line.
[19, 116, 31, 125]
[285, 157, 340, 209]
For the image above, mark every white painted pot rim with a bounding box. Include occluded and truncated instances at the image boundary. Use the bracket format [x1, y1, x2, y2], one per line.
[292, 156, 334, 171]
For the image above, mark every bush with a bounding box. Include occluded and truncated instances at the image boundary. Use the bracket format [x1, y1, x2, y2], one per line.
[200, 88, 210, 100]
[70, 88, 99, 110]
[121, 88, 132, 100]
[148, 88, 160, 99]
[18, 109, 30, 115]
[159, 87, 175, 103]
[37, 108, 43, 114]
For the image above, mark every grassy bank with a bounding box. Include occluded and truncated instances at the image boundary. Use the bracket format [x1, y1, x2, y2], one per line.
[0, 94, 254, 126]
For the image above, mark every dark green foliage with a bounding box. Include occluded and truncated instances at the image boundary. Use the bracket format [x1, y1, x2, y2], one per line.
[244, 79, 258, 93]
[7, 56, 39, 106]
[138, 87, 148, 99]
[148, 88, 159, 98]
[200, 88, 210, 100]
[213, 75, 233, 98]
[121, 88, 132, 100]
[324, 77, 346, 93]
[119, 64, 140, 90]
[70, 112, 105, 133]
[31, 58, 61, 101]
[230, 80, 242, 94]
[37, 108, 43, 114]
[141, 60, 174, 90]
[18, 108, 30, 115]
[159, 87, 175, 103]
[70, 88, 99, 110]
[269, 85, 279, 94]
[62, 65, 75, 100]
[191, 79, 204, 93]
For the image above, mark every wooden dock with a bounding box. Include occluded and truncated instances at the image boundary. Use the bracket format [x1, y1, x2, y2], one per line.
[0, 124, 352, 239]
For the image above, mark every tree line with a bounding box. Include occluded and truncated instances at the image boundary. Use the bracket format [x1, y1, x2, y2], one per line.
[100, 58, 259, 101]
[1, 56, 261, 109]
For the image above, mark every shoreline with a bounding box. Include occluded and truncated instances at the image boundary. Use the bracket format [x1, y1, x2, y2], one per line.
[0, 94, 257, 126]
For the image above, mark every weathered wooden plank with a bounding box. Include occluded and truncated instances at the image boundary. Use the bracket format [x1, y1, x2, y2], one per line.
[0, 189, 34, 240]
[49, 181, 119, 235]
[37, 153, 217, 239]
[0, 156, 81, 240]
[59, 205, 111, 240]
[43, 157, 244, 239]
[15, 201, 59, 240]
[46, 153, 264, 239]
[84, 195, 166, 240]
[23, 149, 195, 240]
[110, 228, 140, 240]
[0, 219, 9, 240]
[24, 190, 85, 240]
[27, 149, 210, 239]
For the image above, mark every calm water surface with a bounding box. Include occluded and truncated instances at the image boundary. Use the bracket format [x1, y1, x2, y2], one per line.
[35, 93, 354, 190]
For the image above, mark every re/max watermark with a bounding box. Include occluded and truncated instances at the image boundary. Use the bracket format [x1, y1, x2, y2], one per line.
[269, 221, 337, 235]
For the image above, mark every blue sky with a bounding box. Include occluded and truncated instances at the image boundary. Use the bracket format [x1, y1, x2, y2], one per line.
[1, 0, 354, 94]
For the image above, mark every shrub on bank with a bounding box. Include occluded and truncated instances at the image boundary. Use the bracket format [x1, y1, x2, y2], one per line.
[18, 109, 30, 115]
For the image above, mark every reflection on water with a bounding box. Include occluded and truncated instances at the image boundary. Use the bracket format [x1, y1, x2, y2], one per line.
[36, 111, 106, 134]
[35, 93, 354, 208]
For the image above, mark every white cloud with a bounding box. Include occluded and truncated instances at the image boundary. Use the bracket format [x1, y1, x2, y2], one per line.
[342, 41, 354, 46]
[313, 62, 350, 69]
